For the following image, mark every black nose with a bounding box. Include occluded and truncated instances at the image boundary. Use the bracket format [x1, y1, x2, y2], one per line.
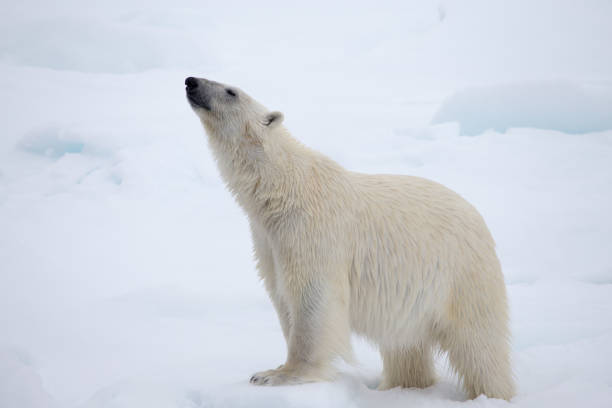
[185, 77, 198, 90]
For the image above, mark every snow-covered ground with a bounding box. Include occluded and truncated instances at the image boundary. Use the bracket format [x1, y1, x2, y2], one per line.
[1, 1, 611, 407]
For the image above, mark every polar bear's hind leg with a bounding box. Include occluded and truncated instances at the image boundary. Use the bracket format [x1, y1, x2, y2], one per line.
[378, 342, 436, 390]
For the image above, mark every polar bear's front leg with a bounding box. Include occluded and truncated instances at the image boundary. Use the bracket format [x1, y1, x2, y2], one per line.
[250, 270, 352, 386]
[251, 224, 293, 344]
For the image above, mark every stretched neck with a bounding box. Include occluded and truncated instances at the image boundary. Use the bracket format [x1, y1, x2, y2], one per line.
[207, 127, 344, 227]
[207, 127, 301, 216]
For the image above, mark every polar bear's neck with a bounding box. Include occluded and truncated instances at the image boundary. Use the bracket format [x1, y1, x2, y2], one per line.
[208, 127, 346, 226]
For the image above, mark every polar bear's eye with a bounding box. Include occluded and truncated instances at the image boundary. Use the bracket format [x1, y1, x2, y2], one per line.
[226, 89, 237, 97]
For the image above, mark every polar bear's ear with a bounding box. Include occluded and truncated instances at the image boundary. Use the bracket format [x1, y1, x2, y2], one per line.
[263, 111, 284, 127]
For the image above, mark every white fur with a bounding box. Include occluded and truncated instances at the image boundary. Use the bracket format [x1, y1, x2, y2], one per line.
[187, 78, 515, 400]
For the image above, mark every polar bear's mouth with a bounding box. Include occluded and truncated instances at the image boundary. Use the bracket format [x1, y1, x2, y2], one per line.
[186, 91, 211, 111]
[187, 92, 210, 111]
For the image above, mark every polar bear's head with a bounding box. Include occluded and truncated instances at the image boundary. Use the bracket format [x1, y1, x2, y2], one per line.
[185, 77, 284, 147]
[185, 77, 336, 210]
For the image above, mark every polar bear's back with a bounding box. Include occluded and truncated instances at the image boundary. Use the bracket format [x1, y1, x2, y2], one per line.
[348, 172, 496, 253]
[346, 172, 504, 346]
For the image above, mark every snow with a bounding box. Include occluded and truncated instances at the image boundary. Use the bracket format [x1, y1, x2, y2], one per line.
[0, 349, 58, 408]
[1, 0, 612, 407]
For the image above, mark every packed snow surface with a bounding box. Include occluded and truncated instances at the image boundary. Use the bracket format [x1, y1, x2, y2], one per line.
[1, 1, 611, 407]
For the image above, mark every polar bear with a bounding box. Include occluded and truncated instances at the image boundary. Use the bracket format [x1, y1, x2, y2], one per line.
[185, 77, 515, 400]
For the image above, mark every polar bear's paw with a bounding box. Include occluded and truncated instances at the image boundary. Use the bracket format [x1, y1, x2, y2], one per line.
[250, 365, 319, 386]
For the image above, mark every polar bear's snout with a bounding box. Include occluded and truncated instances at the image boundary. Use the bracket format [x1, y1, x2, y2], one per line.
[185, 77, 211, 111]
[185, 76, 198, 90]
